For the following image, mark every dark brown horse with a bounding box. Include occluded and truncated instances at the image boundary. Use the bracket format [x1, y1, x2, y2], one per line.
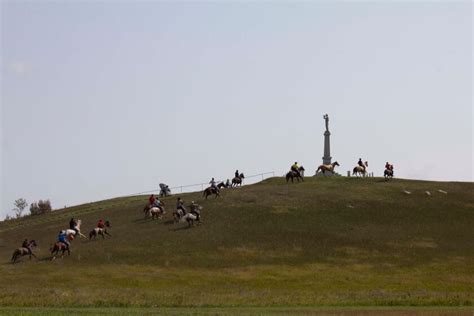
[50, 242, 70, 261]
[384, 168, 393, 180]
[217, 182, 228, 189]
[203, 186, 219, 199]
[286, 167, 305, 183]
[316, 161, 340, 175]
[11, 240, 37, 263]
[232, 173, 245, 187]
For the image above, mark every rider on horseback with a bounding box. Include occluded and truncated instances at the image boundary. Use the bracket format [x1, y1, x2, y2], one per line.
[190, 201, 201, 222]
[97, 219, 105, 229]
[291, 162, 300, 176]
[358, 158, 364, 168]
[235, 170, 239, 179]
[176, 197, 187, 214]
[58, 231, 70, 249]
[69, 218, 78, 235]
[149, 194, 156, 206]
[22, 238, 32, 255]
[209, 178, 218, 191]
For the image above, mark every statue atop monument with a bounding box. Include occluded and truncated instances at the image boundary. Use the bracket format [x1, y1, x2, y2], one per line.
[323, 114, 329, 132]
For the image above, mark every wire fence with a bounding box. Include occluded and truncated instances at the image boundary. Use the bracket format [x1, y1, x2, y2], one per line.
[122, 171, 276, 197]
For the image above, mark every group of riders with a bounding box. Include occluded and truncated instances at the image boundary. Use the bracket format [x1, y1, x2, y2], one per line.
[13, 217, 109, 262]
[14, 162, 396, 262]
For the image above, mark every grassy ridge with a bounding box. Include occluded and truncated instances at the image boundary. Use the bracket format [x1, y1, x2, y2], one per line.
[0, 177, 473, 307]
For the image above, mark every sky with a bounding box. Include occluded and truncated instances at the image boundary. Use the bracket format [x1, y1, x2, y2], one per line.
[1, 1, 472, 219]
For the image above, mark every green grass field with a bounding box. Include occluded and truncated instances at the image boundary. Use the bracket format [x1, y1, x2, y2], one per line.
[0, 177, 473, 312]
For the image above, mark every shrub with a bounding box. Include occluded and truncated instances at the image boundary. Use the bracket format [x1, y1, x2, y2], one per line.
[30, 199, 52, 215]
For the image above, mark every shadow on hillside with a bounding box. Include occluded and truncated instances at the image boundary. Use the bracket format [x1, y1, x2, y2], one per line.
[171, 225, 194, 231]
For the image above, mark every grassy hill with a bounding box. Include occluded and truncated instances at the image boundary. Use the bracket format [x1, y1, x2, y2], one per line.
[0, 177, 473, 309]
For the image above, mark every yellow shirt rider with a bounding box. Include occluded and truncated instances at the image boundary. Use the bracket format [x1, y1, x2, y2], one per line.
[291, 162, 300, 174]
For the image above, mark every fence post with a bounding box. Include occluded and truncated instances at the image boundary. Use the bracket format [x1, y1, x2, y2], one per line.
[180, 186, 183, 193]
[347, 171, 350, 177]
[261, 173, 264, 181]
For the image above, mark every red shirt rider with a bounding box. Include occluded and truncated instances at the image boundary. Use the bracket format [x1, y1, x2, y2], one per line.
[149, 194, 156, 206]
[97, 219, 105, 229]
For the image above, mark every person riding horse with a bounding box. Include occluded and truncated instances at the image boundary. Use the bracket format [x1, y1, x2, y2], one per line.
[358, 158, 364, 168]
[190, 201, 201, 222]
[69, 218, 78, 235]
[384, 162, 394, 179]
[97, 219, 105, 229]
[176, 197, 187, 214]
[58, 230, 71, 250]
[21, 238, 32, 255]
[209, 178, 219, 192]
[291, 162, 301, 176]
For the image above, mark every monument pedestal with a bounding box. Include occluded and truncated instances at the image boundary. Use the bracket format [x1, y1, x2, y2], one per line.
[315, 128, 337, 176]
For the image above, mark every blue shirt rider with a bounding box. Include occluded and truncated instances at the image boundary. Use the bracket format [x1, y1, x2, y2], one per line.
[58, 231, 70, 249]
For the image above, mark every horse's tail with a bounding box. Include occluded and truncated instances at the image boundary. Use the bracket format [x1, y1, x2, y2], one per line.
[49, 243, 56, 253]
[11, 249, 18, 262]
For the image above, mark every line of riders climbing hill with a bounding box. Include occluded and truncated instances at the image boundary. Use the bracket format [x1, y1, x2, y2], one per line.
[10, 162, 394, 263]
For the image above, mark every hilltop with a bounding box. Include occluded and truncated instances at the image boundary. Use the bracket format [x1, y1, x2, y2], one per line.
[0, 177, 473, 309]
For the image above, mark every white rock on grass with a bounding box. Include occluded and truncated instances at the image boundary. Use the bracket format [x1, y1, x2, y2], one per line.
[425, 191, 431, 196]
[438, 189, 448, 194]
[403, 190, 411, 195]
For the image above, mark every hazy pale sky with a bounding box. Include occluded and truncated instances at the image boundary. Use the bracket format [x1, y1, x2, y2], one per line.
[1, 1, 472, 219]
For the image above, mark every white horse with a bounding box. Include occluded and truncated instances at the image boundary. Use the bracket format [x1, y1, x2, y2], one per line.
[180, 213, 198, 227]
[353, 161, 369, 177]
[64, 219, 87, 239]
[146, 206, 165, 220]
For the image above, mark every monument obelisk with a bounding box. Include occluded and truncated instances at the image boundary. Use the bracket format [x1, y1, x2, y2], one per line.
[322, 114, 332, 165]
[315, 114, 334, 176]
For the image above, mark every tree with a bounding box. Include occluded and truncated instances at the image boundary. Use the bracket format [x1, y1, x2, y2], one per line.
[13, 198, 28, 218]
[30, 199, 52, 215]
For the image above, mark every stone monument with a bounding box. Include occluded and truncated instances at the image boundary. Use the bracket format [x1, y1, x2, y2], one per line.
[322, 114, 331, 165]
[315, 114, 337, 176]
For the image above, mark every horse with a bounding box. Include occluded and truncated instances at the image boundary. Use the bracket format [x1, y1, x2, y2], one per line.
[50, 242, 70, 261]
[353, 161, 369, 177]
[203, 186, 219, 199]
[144, 201, 165, 217]
[89, 221, 112, 239]
[180, 213, 199, 227]
[176, 205, 202, 227]
[299, 166, 305, 177]
[11, 240, 38, 263]
[286, 166, 305, 183]
[384, 168, 393, 180]
[217, 182, 228, 189]
[65, 219, 87, 239]
[173, 208, 184, 223]
[316, 161, 340, 175]
[145, 206, 165, 220]
[232, 173, 245, 187]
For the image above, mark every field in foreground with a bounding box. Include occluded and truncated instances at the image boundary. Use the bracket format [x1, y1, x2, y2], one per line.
[0, 177, 473, 308]
[0, 306, 472, 316]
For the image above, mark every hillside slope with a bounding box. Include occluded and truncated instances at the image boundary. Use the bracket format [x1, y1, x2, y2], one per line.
[0, 177, 473, 307]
